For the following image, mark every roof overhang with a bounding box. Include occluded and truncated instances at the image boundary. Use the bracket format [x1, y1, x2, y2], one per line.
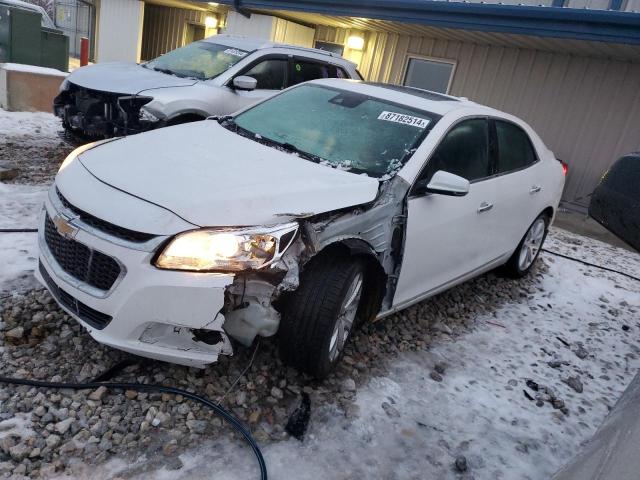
[208, 0, 640, 45]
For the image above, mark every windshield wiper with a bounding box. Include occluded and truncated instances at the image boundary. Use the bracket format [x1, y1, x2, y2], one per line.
[264, 137, 324, 163]
[152, 67, 176, 76]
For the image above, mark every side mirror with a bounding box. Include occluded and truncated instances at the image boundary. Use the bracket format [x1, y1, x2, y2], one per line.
[232, 75, 257, 91]
[415, 170, 470, 197]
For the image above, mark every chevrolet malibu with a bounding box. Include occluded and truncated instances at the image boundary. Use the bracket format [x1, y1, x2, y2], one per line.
[37, 79, 565, 378]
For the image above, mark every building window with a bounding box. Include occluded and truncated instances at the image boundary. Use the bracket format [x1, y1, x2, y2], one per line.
[403, 57, 455, 94]
[314, 41, 344, 56]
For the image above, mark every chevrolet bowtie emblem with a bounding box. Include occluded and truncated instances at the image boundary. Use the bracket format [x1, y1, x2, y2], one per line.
[53, 215, 78, 239]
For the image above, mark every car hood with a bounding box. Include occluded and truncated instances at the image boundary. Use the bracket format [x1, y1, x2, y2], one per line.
[77, 121, 380, 227]
[67, 62, 197, 94]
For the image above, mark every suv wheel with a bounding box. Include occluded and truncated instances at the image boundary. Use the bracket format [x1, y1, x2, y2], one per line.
[278, 253, 365, 379]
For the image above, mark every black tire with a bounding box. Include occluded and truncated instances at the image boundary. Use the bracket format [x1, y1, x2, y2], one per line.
[278, 253, 366, 379]
[501, 213, 550, 278]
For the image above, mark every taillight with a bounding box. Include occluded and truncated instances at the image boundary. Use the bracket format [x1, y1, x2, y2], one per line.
[557, 159, 568, 176]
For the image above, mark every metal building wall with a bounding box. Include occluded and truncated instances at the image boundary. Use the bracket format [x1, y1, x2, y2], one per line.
[316, 25, 640, 208]
[140, 4, 207, 60]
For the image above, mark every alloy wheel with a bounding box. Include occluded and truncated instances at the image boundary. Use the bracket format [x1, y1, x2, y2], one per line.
[328, 272, 363, 362]
[518, 218, 546, 271]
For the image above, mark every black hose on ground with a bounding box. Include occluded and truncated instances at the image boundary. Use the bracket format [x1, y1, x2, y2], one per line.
[541, 248, 640, 283]
[0, 375, 268, 480]
[0, 228, 37, 233]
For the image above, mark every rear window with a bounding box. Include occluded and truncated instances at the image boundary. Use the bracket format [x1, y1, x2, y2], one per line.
[290, 60, 349, 86]
[495, 120, 538, 173]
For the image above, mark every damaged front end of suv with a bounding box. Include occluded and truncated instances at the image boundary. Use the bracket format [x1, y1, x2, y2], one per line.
[54, 81, 160, 137]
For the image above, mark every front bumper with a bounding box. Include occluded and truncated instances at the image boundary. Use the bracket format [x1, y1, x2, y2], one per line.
[36, 187, 234, 368]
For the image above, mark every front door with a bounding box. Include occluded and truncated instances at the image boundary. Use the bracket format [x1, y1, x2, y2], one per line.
[394, 118, 501, 307]
[225, 56, 289, 113]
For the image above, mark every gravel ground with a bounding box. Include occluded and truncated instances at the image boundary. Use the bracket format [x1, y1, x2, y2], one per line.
[1, 108, 638, 479]
[0, 259, 555, 479]
[0, 111, 73, 185]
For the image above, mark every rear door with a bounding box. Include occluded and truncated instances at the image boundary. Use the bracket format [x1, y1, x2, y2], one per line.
[489, 119, 546, 256]
[289, 57, 350, 86]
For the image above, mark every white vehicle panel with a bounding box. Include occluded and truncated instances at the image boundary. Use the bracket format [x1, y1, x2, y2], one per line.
[76, 121, 381, 227]
[56, 157, 196, 236]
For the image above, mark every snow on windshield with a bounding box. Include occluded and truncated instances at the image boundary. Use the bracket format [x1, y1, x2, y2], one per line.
[233, 85, 437, 178]
[144, 42, 248, 80]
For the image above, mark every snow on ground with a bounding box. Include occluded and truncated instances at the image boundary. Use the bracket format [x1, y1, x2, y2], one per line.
[0, 107, 73, 185]
[80, 229, 639, 480]
[0, 183, 47, 294]
[0, 109, 62, 147]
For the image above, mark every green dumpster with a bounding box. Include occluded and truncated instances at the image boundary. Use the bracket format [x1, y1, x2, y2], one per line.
[0, 5, 68, 72]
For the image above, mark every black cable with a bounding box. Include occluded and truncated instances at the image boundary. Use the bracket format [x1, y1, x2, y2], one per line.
[0, 376, 268, 480]
[541, 248, 640, 282]
[0, 228, 37, 233]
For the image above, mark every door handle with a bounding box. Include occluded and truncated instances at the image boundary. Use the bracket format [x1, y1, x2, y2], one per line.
[530, 185, 542, 194]
[477, 202, 493, 213]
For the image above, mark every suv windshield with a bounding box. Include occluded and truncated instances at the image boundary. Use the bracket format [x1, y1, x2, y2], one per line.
[232, 84, 436, 177]
[144, 42, 249, 80]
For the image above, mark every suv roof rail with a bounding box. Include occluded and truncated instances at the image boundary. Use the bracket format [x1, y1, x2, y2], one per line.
[265, 44, 341, 58]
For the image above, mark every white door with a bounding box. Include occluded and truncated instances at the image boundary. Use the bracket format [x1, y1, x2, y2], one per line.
[394, 118, 501, 307]
[490, 119, 548, 257]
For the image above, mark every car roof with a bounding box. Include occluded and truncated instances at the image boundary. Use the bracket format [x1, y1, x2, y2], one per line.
[307, 78, 495, 117]
[0, 0, 55, 28]
[202, 34, 356, 65]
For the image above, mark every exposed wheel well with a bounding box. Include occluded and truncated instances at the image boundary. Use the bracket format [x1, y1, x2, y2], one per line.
[541, 206, 554, 221]
[167, 113, 206, 126]
[308, 241, 386, 324]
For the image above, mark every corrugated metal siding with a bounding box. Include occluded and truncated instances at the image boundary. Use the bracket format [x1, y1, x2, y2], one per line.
[625, 0, 640, 12]
[316, 24, 640, 207]
[275, 11, 640, 61]
[566, 0, 610, 9]
[140, 4, 207, 60]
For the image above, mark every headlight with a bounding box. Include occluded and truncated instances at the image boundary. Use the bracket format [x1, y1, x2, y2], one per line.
[139, 106, 160, 123]
[58, 140, 114, 173]
[59, 78, 70, 92]
[155, 223, 298, 272]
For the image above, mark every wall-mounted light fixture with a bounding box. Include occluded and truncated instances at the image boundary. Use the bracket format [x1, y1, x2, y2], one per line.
[205, 16, 219, 29]
[346, 34, 365, 51]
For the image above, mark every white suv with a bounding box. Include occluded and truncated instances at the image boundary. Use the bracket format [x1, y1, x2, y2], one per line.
[53, 35, 360, 137]
[39, 80, 565, 378]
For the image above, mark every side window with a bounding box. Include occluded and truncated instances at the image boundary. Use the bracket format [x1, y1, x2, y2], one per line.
[495, 120, 537, 173]
[290, 59, 343, 86]
[242, 59, 287, 90]
[419, 118, 491, 184]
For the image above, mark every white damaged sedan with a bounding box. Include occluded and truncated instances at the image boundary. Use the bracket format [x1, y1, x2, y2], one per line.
[37, 79, 565, 378]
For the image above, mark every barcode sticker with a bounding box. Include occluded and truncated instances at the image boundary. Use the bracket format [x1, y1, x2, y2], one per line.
[377, 111, 430, 129]
[224, 48, 247, 57]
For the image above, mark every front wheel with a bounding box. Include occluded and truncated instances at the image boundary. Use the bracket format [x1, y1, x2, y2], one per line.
[501, 214, 549, 278]
[278, 253, 365, 379]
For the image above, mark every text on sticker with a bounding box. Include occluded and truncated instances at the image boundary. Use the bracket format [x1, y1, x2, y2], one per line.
[377, 111, 430, 128]
[224, 48, 247, 57]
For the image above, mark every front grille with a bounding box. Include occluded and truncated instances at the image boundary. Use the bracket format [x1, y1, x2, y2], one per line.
[56, 188, 156, 243]
[39, 262, 112, 330]
[44, 214, 121, 291]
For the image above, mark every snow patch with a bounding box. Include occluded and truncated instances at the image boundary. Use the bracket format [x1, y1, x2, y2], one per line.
[1, 62, 68, 77]
[76, 228, 640, 480]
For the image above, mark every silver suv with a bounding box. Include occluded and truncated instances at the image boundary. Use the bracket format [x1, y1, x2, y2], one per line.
[53, 35, 361, 137]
